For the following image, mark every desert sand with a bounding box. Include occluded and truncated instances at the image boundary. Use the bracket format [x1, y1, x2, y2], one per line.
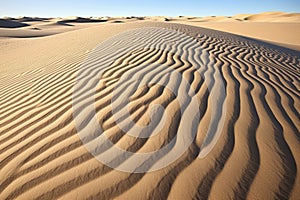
[0, 12, 299, 199]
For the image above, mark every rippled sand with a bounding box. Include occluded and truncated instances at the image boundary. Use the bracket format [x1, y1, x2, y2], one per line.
[0, 14, 299, 199]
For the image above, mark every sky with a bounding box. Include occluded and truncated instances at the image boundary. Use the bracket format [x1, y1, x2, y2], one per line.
[0, 0, 299, 18]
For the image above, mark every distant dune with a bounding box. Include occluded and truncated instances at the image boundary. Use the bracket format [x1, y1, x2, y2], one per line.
[0, 19, 29, 28]
[0, 12, 299, 200]
[0, 12, 299, 49]
[243, 12, 300, 22]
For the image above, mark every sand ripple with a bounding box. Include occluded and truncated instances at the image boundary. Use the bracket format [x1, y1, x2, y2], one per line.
[0, 22, 299, 200]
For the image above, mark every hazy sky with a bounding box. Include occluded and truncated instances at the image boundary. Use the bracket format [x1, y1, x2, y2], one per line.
[1, 0, 299, 17]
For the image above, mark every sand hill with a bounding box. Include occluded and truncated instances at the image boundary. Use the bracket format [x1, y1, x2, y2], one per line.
[0, 12, 299, 199]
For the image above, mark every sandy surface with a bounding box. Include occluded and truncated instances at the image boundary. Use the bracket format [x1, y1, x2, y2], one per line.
[0, 12, 299, 199]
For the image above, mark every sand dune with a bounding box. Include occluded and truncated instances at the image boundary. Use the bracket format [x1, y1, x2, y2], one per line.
[0, 16, 300, 200]
[0, 19, 29, 28]
[165, 12, 300, 51]
[243, 12, 300, 22]
[162, 12, 300, 23]
[1, 12, 299, 50]
[58, 16, 108, 24]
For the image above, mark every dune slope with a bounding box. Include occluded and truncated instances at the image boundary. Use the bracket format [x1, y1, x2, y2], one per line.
[0, 22, 299, 200]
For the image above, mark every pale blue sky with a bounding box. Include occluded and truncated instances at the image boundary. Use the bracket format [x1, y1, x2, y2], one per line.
[1, 0, 299, 17]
